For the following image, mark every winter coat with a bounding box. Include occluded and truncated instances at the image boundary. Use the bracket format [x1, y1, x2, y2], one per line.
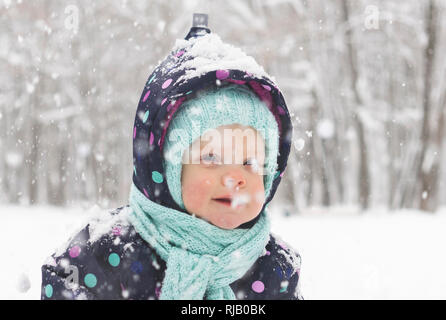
[41, 24, 303, 300]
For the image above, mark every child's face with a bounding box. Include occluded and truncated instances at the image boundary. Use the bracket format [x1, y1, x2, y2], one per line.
[181, 124, 266, 230]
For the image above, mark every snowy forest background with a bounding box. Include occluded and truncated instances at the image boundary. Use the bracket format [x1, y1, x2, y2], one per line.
[1, 0, 445, 213]
[1, 0, 446, 299]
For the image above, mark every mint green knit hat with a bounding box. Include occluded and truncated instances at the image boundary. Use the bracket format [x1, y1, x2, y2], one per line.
[163, 84, 279, 210]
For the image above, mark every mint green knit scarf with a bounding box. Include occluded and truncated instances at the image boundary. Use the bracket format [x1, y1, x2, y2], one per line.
[128, 183, 271, 300]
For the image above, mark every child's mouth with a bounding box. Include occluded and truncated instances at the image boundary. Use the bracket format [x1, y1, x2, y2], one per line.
[213, 198, 233, 207]
[213, 196, 246, 209]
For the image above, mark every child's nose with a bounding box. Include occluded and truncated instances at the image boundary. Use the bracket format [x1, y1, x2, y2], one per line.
[221, 168, 246, 189]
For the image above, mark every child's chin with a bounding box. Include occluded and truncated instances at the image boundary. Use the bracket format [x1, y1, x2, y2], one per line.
[215, 224, 237, 230]
[211, 216, 243, 230]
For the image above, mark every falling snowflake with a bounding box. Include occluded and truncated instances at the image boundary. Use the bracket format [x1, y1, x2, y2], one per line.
[231, 193, 251, 209]
[236, 290, 245, 299]
[293, 138, 305, 151]
[317, 118, 335, 139]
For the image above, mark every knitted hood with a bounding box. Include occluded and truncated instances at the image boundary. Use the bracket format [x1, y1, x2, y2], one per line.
[132, 25, 293, 216]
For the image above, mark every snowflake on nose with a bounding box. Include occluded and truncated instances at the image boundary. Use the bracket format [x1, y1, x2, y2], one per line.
[224, 177, 236, 189]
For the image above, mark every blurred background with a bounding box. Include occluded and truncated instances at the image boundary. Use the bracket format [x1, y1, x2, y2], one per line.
[1, 0, 445, 299]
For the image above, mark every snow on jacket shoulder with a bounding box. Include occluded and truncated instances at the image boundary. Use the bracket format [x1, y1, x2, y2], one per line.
[41, 206, 303, 300]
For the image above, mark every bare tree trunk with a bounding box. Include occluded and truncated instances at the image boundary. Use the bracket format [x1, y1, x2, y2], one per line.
[341, 0, 370, 210]
[331, 130, 345, 204]
[306, 138, 314, 207]
[417, 0, 441, 212]
[385, 31, 397, 210]
[282, 148, 301, 214]
[311, 88, 331, 207]
[28, 119, 41, 204]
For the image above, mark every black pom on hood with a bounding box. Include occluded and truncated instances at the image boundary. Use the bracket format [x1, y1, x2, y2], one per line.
[131, 25, 293, 225]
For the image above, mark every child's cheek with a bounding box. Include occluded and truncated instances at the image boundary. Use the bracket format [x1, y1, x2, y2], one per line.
[253, 183, 266, 205]
[182, 177, 213, 210]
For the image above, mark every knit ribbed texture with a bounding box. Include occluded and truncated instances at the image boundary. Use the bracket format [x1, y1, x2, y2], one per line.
[163, 84, 279, 210]
[128, 182, 271, 300]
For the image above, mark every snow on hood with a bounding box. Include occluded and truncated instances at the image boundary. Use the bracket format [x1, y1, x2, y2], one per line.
[131, 26, 293, 221]
[170, 33, 275, 86]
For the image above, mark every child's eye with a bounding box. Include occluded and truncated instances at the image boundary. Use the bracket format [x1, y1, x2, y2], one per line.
[244, 158, 266, 175]
[243, 158, 260, 166]
[201, 153, 221, 165]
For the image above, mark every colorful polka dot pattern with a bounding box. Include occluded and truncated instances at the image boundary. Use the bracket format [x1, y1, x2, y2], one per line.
[143, 110, 150, 123]
[162, 78, 172, 89]
[108, 253, 120, 267]
[45, 284, 53, 298]
[251, 280, 264, 293]
[143, 90, 151, 102]
[42, 212, 300, 299]
[148, 74, 156, 85]
[84, 273, 97, 288]
[151, 171, 163, 183]
[69, 245, 81, 258]
[216, 69, 229, 80]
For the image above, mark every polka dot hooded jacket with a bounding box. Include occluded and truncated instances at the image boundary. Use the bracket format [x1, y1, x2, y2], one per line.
[41, 25, 303, 300]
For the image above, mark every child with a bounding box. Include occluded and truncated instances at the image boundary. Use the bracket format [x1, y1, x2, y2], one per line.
[41, 24, 303, 300]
